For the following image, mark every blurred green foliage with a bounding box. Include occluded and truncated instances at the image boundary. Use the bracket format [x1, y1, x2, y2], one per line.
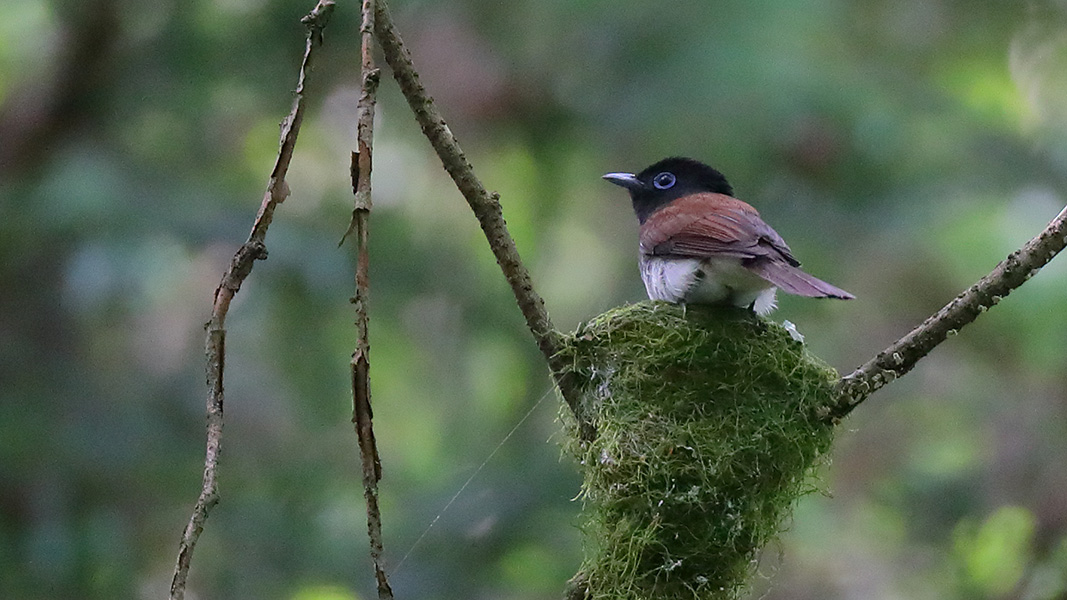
[1, 0, 1067, 599]
[953, 506, 1036, 596]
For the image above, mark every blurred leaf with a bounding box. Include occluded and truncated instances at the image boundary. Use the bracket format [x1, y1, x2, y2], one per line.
[953, 506, 1036, 596]
[499, 542, 564, 592]
[936, 56, 1027, 130]
[290, 584, 359, 600]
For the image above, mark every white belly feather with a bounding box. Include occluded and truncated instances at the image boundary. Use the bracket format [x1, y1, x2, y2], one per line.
[639, 255, 779, 315]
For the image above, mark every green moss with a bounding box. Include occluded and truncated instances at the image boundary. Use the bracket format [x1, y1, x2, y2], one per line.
[558, 302, 839, 600]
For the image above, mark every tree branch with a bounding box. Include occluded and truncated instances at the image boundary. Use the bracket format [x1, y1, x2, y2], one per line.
[347, 0, 394, 598]
[831, 204, 1067, 420]
[372, 0, 590, 436]
[169, 3, 334, 598]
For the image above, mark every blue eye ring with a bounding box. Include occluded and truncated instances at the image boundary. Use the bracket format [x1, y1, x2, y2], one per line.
[653, 172, 676, 190]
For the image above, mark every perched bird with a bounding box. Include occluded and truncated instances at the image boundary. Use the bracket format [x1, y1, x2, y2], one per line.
[603, 157, 853, 315]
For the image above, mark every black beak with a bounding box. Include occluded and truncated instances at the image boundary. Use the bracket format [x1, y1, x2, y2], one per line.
[602, 172, 645, 191]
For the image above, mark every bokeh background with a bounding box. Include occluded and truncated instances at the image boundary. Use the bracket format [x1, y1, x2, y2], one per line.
[3, 0, 1067, 598]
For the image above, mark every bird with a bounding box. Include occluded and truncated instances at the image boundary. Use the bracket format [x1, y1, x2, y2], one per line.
[603, 157, 853, 315]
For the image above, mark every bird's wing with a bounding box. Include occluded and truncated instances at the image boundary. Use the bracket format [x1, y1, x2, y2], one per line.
[640, 193, 800, 266]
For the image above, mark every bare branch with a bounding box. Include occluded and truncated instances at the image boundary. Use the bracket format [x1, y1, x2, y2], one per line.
[372, 0, 591, 436]
[169, 3, 335, 598]
[348, 0, 394, 598]
[831, 204, 1067, 420]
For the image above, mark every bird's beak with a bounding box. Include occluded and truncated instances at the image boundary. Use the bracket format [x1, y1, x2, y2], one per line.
[602, 172, 645, 191]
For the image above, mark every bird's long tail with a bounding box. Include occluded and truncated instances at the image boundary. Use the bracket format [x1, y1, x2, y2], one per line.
[750, 260, 854, 299]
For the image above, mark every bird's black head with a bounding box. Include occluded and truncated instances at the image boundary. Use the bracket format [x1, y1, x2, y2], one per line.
[603, 157, 734, 223]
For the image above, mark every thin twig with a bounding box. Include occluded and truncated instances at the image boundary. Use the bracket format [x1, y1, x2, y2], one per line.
[372, 0, 591, 438]
[169, 3, 335, 598]
[831, 204, 1067, 420]
[347, 0, 394, 598]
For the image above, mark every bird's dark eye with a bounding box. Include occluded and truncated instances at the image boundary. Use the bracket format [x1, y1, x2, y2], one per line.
[653, 172, 676, 190]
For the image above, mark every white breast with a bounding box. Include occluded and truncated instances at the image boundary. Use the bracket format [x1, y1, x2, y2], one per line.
[639, 255, 779, 315]
[639, 256, 704, 303]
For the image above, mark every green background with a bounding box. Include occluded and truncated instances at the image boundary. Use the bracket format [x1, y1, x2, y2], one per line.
[2, 0, 1067, 598]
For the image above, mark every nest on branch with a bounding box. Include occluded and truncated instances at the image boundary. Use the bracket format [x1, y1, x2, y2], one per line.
[558, 302, 838, 600]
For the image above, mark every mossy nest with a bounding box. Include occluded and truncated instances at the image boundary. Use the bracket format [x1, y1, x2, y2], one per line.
[557, 302, 839, 600]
